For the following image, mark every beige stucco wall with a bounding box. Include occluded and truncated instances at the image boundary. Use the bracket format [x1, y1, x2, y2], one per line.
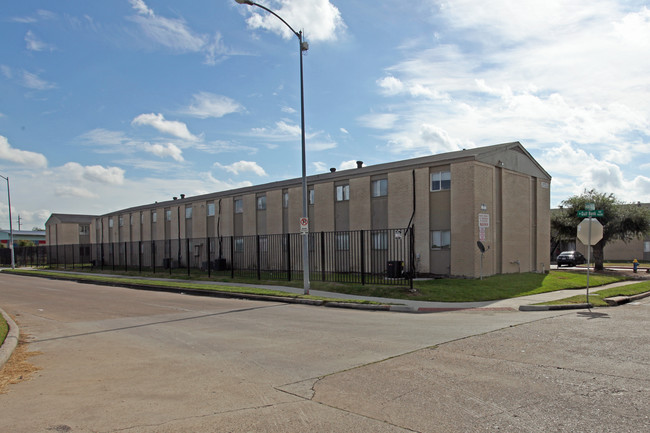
[450, 161, 477, 277]
[349, 176, 370, 231]
[387, 170, 414, 229]
[413, 168, 431, 275]
[501, 170, 533, 274]
[314, 182, 335, 232]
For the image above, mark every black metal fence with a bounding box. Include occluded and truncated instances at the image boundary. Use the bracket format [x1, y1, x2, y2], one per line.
[1, 228, 414, 287]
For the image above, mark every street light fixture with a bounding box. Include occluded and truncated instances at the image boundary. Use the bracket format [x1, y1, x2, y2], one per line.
[234, 0, 310, 294]
[0, 173, 15, 269]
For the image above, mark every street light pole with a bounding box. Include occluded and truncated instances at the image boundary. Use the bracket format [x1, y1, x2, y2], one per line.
[235, 0, 310, 294]
[0, 174, 15, 269]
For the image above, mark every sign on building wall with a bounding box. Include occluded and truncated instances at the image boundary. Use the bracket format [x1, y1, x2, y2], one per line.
[478, 213, 489, 241]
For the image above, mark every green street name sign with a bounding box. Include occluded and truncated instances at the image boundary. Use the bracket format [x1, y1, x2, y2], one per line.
[577, 210, 604, 217]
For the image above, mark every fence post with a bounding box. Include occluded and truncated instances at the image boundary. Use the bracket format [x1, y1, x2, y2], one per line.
[360, 230, 366, 286]
[286, 233, 291, 281]
[256, 235, 261, 280]
[138, 241, 142, 273]
[124, 242, 128, 273]
[207, 236, 211, 278]
[409, 226, 415, 290]
[152, 241, 156, 274]
[230, 236, 235, 279]
[320, 232, 326, 282]
[186, 238, 191, 277]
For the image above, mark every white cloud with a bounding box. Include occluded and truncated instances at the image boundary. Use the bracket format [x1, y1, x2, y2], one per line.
[54, 185, 98, 199]
[312, 161, 328, 172]
[339, 160, 359, 170]
[241, 0, 346, 42]
[143, 142, 184, 162]
[132, 113, 200, 142]
[25, 30, 54, 52]
[214, 160, 267, 177]
[22, 71, 56, 90]
[357, 113, 399, 130]
[0, 65, 12, 79]
[61, 162, 125, 185]
[0, 135, 48, 168]
[128, 0, 230, 64]
[184, 92, 243, 118]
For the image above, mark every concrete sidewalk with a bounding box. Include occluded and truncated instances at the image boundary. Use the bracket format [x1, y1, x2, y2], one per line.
[5, 268, 648, 313]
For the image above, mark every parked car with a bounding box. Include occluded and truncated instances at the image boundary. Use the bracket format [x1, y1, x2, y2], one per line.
[556, 251, 586, 267]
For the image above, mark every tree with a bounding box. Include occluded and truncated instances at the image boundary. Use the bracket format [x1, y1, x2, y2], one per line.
[552, 190, 650, 270]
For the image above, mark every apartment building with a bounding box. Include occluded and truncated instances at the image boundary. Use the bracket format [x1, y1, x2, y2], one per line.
[46, 142, 551, 278]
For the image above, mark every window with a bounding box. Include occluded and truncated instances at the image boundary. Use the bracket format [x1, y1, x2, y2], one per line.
[259, 236, 268, 252]
[431, 171, 451, 191]
[140, 213, 144, 224]
[152, 211, 157, 223]
[336, 184, 350, 201]
[234, 199, 243, 214]
[165, 210, 172, 221]
[645, 241, 650, 253]
[79, 225, 89, 235]
[207, 202, 215, 216]
[371, 179, 388, 197]
[372, 232, 388, 250]
[336, 233, 350, 251]
[308, 188, 315, 205]
[431, 230, 451, 249]
[234, 237, 244, 252]
[283, 192, 289, 208]
[109, 218, 113, 228]
[185, 206, 192, 219]
[119, 216, 124, 227]
[257, 195, 266, 210]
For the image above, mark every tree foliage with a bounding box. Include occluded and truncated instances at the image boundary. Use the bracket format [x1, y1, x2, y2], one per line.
[551, 189, 650, 270]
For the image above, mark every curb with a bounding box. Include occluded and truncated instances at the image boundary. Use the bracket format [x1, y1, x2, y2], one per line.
[519, 303, 593, 311]
[604, 290, 650, 306]
[0, 308, 20, 369]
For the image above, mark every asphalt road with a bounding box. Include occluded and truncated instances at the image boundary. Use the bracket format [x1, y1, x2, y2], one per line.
[0, 272, 648, 432]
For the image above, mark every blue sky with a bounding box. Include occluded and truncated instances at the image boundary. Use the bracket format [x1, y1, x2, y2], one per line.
[1, 0, 649, 230]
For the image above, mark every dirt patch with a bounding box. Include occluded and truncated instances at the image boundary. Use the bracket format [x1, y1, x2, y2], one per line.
[0, 335, 41, 394]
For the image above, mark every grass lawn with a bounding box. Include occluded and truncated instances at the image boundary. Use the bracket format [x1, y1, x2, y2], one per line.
[0, 313, 7, 347]
[6, 268, 631, 303]
[542, 280, 650, 307]
[326, 271, 628, 302]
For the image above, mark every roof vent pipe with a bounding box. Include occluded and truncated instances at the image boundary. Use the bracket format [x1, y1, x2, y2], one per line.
[330, 168, 336, 173]
[173, 197, 178, 200]
[180, 194, 185, 199]
[356, 161, 363, 168]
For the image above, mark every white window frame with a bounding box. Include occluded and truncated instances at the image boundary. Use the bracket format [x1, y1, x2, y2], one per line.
[431, 230, 451, 249]
[185, 206, 193, 219]
[371, 179, 388, 197]
[431, 171, 451, 192]
[257, 196, 266, 210]
[207, 202, 215, 217]
[336, 184, 350, 201]
[234, 199, 243, 214]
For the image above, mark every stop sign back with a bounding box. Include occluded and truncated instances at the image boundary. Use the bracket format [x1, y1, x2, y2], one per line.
[577, 218, 603, 245]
